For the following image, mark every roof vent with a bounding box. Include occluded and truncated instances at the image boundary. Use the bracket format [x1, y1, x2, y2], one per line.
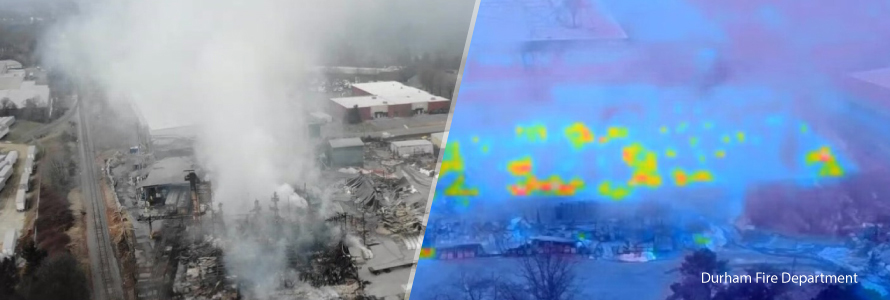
[383, 101, 388, 104]
[431, 97, 435, 100]
[371, 96, 377, 99]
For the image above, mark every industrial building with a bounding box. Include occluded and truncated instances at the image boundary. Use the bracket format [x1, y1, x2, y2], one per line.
[390, 139, 434, 157]
[327, 138, 364, 168]
[308, 111, 332, 139]
[0, 60, 51, 108]
[138, 156, 197, 206]
[330, 81, 451, 122]
[149, 125, 197, 159]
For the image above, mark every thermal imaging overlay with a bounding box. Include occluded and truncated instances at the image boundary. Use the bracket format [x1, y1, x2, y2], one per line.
[415, 0, 890, 299]
[435, 85, 856, 206]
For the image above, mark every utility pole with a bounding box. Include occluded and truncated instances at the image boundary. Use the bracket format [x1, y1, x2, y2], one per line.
[361, 211, 367, 246]
[270, 192, 280, 223]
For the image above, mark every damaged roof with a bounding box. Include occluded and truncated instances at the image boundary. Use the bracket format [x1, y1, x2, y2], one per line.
[139, 156, 196, 188]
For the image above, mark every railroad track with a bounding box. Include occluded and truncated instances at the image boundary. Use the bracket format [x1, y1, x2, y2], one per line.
[76, 102, 125, 300]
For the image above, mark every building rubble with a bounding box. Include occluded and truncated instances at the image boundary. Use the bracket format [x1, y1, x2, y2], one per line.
[172, 235, 238, 300]
[381, 202, 424, 236]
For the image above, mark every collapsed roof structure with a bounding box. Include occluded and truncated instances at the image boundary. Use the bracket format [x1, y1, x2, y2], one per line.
[346, 174, 386, 211]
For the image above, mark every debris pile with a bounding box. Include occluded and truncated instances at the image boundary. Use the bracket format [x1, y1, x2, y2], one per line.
[172, 236, 238, 300]
[296, 242, 361, 288]
[346, 174, 388, 211]
[382, 202, 424, 235]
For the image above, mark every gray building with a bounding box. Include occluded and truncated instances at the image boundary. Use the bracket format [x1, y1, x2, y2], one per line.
[328, 138, 364, 168]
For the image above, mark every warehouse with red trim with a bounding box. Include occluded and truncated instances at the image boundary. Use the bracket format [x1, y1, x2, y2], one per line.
[330, 81, 451, 122]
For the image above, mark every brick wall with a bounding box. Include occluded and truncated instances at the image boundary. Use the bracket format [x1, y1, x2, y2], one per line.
[388, 104, 412, 117]
[428, 101, 451, 113]
[331, 102, 373, 122]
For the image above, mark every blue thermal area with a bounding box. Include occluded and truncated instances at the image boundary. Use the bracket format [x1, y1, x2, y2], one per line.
[757, 5, 786, 30]
[598, 0, 725, 43]
[419, 0, 890, 299]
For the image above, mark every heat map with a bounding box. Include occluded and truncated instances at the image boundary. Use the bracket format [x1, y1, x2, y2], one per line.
[434, 85, 857, 208]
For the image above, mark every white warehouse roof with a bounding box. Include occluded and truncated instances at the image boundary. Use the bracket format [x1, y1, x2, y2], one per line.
[391, 140, 433, 147]
[331, 94, 448, 109]
[351, 81, 433, 98]
[0, 82, 50, 107]
[329, 137, 364, 148]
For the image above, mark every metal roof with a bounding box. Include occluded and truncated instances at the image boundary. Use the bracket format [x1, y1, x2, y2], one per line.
[139, 156, 195, 187]
[329, 137, 364, 148]
[351, 81, 432, 98]
[330, 94, 449, 109]
[390, 140, 433, 147]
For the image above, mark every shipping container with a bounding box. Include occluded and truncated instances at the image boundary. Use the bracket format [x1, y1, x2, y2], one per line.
[390, 140, 434, 157]
[0, 116, 14, 128]
[19, 175, 28, 192]
[23, 158, 33, 175]
[1, 229, 16, 257]
[15, 189, 25, 212]
[26, 145, 36, 159]
[5, 151, 17, 165]
[0, 165, 12, 183]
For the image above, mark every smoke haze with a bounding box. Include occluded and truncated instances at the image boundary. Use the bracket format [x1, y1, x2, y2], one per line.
[40, 0, 474, 298]
[42, 0, 474, 211]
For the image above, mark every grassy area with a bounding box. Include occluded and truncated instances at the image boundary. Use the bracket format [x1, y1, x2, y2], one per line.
[6, 120, 45, 142]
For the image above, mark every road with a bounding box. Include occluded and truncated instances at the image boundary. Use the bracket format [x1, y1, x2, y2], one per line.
[76, 101, 125, 300]
[23, 98, 79, 142]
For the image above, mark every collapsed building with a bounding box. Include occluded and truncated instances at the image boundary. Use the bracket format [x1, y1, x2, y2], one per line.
[116, 115, 433, 300]
[330, 172, 428, 299]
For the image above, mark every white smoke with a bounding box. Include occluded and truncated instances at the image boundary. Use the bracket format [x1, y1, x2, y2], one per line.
[344, 234, 373, 260]
[64, 0, 369, 209]
[276, 184, 308, 209]
[40, 0, 474, 297]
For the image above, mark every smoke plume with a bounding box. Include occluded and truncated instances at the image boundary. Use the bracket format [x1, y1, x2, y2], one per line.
[40, 0, 474, 298]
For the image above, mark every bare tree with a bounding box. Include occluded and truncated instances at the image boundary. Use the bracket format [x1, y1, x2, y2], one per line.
[18, 253, 90, 300]
[0, 97, 17, 116]
[494, 280, 531, 300]
[564, 0, 585, 28]
[47, 154, 70, 190]
[549, 0, 586, 29]
[517, 254, 579, 300]
[430, 271, 504, 300]
[457, 271, 499, 300]
[0, 257, 18, 299]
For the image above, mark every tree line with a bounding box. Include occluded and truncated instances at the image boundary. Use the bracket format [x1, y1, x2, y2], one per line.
[0, 98, 51, 123]
[0, 240, 90, 300]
